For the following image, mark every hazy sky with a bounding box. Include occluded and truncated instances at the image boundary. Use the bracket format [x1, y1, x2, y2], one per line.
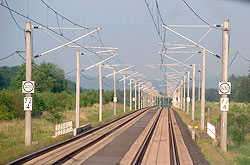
[0, 0, 250, 89]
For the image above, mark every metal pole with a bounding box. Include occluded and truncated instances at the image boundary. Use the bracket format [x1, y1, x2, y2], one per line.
[123, 75, 126, 113]
[162, 96, 165, 106]
[151, 93, 153, 106]
[138, 84, 141, 109]
[187, 71, 190, 115]
[141, 91, 143, 108]
[198, 63, 201, 101]
[180, 83, 183, 110]
[221, 20, 229, 152]
[130, 79, 132, 111]
[99, 64, 102, 121]
[134, 80, 137, 110]
[183, 76, 186, 112]
[76, 50, 80, 129]
[201, 49, 206, 130]
[113, 69, 117, 116]
[192, 63, 196, 121]
[25, 21, 32, 146]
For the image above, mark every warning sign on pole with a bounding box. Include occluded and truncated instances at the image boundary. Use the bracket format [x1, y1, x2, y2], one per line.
[24, 97, 33, 111]
[22, 81, 35, 93]
[113, 97, 117, 103]
[219, 82, 231, 95]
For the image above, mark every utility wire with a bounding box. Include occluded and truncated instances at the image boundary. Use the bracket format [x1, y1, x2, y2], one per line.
[228, 51, 238, 68]
[144, 0, 167, 73]
[41, 0, 128, 68]
[2, 1, 130, 78]
[0, 3, 106, 61]
[55, 13, 62, 36]
[64, 68, 76, 75]
[80, 73, 98, 80]
[239, 52, 250, 62]
[102, 79, 112, 86]
[40, 0, 126, 67]
[16, 52, 26, 60]
[40, 0, 104, 57]
[207, 51, 240, 78]
[0, 51, 17, 60]
[40, 0, 88, 29]
[181, 0, 221, 30]
[5, 0, 24, 31]
[17, 52, 72, 79]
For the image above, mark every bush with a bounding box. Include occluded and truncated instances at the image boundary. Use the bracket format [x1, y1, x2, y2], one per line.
[229, 123, 242, 145]
[80, 89, 98, 107]
[44, 109, 64, 123]
[103, 91, 113, 104]
[0, 89, 16, 120]
[0, 104, 14, 120]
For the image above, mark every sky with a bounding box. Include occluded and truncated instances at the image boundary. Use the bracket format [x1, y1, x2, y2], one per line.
[0, 0, 250, 90]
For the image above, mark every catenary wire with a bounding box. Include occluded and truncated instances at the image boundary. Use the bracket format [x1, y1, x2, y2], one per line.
[40, 0, 132, 69]
[40, 0, 127, 67]
[0, 3, 107, 62]
[80, 73, 98, 80]
[239, 52, 250, 62]
[0, 52, 17, 61]
[228, 51, 238, 68]
[181, 0, 221, 30]
[64, 68, 76, 75]
[102, 79, 112, 86]
[4, 0, 24, 31]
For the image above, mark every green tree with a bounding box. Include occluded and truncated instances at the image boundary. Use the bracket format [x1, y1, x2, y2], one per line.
[103, 90, 113, 104]
[0, 66, 19, 90]
[10, 62, 69, 93]
[0, 89, 16, 120]
[205, 88, 220, 102]
[229, 74, 250, 102]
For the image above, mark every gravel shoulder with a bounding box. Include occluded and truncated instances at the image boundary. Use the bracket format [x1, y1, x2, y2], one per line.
[172, 109, 209, 165]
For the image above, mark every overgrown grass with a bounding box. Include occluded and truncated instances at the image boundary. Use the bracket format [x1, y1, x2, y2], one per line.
[173, 107, 235, 164]
[173, 101, 250, 164]
[197, 139, 236, 165]
[0, 103, 130, 164]
[0, 118, 72, 164]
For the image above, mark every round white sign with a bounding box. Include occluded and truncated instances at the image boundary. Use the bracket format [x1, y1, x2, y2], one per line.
[219, 82, 231, 94]
[23, 81, 34, 93]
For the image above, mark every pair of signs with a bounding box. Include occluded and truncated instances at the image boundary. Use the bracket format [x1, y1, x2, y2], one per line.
[23, 81, 35, 111]
[219, 82, 231, 112]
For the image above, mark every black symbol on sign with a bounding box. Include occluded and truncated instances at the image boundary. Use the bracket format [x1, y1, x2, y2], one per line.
[24, 97, 32, 110]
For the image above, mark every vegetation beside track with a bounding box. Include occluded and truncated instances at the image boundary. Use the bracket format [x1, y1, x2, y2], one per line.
[0, 103, 129, 164]
[173, 101, 250, 164]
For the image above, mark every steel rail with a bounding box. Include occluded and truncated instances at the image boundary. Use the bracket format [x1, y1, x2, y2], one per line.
[132, 107, 163, 165]
[52, 107, 153, 164]
[168, 107, 180, 165]
[7, 106, 154, 165]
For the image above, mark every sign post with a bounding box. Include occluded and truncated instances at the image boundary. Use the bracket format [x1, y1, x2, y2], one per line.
[220, 20, 230, 152]
[24, 21, 32, 146]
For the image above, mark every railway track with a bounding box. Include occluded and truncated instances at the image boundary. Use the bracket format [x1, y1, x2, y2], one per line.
[121, 107, 192, 165]
[8, 106, 192, 165]
[131, 107, 163, 164]
[7, 106, 156, 165]
[168, 107, 180, 165]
